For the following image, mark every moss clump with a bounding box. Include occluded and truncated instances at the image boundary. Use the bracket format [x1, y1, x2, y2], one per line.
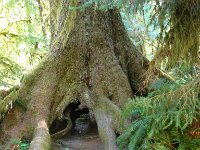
[15, 99, 28, 110]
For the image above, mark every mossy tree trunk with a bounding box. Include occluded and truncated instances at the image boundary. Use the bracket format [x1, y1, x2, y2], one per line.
[0, 1, 148, 149]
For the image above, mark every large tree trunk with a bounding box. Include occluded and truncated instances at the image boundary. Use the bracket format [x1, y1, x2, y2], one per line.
[0, 2, 148, 149]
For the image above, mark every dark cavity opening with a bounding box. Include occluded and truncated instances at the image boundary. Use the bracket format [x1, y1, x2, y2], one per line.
[49, 101, 90, 135]
[67, 101, 89, 126]
[49, 118, 68, 135]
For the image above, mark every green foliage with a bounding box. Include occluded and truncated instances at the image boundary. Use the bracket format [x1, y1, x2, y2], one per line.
[19, 139, 30, 150]
[0, 56, 22, 87]
[118, 75, 200, 149]
[125, 0, 200, 70]
[12, 139, 30, 150]
[0, 0, 50, 88]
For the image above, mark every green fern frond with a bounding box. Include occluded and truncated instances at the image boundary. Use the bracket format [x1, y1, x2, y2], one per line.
[119, 74, 200, 149]
[128, 123, 146, 150]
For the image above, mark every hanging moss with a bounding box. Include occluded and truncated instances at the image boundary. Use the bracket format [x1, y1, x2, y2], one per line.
[147, 0, 200, 70]
[0, 91, 18, 119]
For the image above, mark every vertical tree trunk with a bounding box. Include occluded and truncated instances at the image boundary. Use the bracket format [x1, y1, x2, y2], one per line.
[0, 2, 148, 149]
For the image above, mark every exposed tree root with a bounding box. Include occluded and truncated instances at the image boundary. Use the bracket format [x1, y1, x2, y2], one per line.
[94, 109, 118, 150]
[29, 120, 51, 150]
[51, 110, 72, 139]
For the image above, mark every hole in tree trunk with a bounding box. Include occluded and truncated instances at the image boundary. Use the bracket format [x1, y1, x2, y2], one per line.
[51, 101, 104, 149]
[49, 101, 91, 135]
[49, 118, 68, 135]
[67, 101, 89, 127]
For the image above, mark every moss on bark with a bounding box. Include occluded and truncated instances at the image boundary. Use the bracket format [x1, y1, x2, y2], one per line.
[0, 5, 148, 150]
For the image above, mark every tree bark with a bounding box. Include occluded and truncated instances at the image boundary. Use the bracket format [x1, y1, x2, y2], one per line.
[0, 2, 148, 150]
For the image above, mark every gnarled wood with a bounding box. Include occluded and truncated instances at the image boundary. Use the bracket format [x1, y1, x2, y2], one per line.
[0, 3, 148, 149]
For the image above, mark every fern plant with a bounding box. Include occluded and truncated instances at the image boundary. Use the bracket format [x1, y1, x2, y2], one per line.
[118, 75, 200, 150]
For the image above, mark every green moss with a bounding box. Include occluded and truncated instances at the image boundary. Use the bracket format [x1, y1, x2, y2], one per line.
[15, 99, 28, 110]
[0, 91, 18, 118]
[94, 98, 122, 132]
[98, 127, 109, 149]
[42, 135, 52, 150]
[22, 63, 44, 86]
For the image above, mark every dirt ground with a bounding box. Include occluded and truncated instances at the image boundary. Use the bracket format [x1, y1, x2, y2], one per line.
[52, 124, 104, 150]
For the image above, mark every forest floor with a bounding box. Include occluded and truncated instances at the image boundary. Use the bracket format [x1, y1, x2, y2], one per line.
[52, 124, 104, 150]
